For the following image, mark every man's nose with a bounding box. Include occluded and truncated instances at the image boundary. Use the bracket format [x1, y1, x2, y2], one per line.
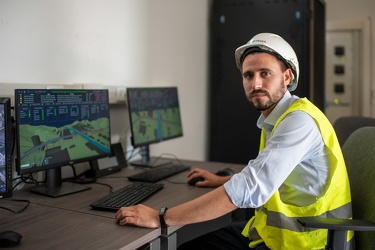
[253, 75, 262, 90]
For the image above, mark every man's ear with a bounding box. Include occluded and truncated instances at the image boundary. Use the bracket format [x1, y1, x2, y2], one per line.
[284, 68, 293, 86]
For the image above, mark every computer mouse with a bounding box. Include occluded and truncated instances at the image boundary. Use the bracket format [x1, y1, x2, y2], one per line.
[215, 168, 235, 177]
[188, 177, 205, 186]
[0, 230, 22, 248]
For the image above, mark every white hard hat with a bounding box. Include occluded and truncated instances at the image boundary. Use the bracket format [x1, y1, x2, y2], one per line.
[234, 33, 299, 91]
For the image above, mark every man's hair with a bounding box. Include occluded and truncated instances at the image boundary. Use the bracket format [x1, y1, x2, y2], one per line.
[243, 51, 289, 73]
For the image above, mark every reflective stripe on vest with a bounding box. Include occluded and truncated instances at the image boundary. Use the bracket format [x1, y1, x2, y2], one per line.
[242, 98, 353, 249]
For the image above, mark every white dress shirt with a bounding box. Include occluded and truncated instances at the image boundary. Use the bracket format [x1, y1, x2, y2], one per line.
[224, 91, 331, 208]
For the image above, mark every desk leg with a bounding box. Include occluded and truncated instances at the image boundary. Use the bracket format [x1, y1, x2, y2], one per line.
[149, 237, 161, 250]
[160, 233, 177, 250]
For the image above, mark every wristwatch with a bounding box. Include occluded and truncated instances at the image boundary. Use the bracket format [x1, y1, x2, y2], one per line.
[159, 207, 168, 227]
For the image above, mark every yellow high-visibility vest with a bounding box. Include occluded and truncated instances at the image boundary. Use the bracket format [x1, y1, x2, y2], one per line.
[242, 98, 353, 249]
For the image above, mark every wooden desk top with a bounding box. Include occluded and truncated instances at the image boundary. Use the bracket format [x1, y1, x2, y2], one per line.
[3, 159, 245, 249]
[0, 200, 159, 250]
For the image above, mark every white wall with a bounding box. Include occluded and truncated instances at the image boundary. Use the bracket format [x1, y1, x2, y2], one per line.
[0, 0, 150, 84]
[0, 0, 210, 172]
[147, 0, 210, 161]
[1, 0, 374, 170]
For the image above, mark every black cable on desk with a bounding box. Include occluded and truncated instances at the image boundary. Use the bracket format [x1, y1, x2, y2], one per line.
[163, 179, 187, 185]
[93, 181, 114, 193]
[0, 198, 30, 214]
[153, 153, 186, 166]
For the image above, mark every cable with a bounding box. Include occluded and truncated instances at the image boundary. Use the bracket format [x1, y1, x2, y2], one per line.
[151, 153, 186, 167]
[69, 163, 78, 178]
[0, 198, 30, 214]
[163, 179, 187, 185]
[20, 172, 45, 186]
[126, 147, 139, 162]
[93, 181, 114, 193]
[11, 177, 25, 190]
[11, 173, 46, 192]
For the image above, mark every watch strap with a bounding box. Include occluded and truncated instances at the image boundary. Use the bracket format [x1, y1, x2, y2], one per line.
[159, 207, 168, 227]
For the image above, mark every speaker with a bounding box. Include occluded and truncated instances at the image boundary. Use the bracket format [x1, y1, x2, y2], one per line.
[89, 143, 127, 178]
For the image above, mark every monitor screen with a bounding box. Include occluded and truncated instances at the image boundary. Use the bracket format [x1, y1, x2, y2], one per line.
[14, 89, 111, 197]
[126, 87, 183, 167]
[0, 98, 13, 199]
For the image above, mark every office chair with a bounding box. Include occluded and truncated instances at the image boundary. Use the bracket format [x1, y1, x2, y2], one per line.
[298, 126, 375, 249]
[333, 116, 375, 146]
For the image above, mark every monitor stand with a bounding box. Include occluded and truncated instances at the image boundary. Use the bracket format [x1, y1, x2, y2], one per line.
[129, 145, 171, 168]
[30, 167, 91, 198]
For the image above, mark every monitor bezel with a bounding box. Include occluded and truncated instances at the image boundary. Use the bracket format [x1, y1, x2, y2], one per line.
[14, 89, 112, 176]
[126, 86, 184, 148]
[0, 97, 13, 199]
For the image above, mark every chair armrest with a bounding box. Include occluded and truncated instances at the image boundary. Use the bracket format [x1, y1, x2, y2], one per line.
[297, 217, 375, 231]
[298, 217, 375, 249]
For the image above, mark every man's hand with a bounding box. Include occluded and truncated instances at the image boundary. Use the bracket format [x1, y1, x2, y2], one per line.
[187, 168, 231, 187]
[115, 204, 159, 228]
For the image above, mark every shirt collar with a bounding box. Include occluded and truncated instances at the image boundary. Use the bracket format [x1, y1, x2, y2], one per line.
[256, 91, 294, 129]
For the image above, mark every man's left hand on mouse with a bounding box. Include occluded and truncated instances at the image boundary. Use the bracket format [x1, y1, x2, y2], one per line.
[187, 168, 231, 187]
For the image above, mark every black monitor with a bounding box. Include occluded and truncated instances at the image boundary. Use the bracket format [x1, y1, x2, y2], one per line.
[14, 89, 111, 197]
[126, 87, 183, 167]
[0, 98, 13, 199]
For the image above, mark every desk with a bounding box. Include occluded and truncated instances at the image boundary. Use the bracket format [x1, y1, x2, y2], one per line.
[0, 200, 160, 250]
[1, 159, 244, 249]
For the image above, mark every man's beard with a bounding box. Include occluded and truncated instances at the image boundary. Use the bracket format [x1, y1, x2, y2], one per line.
[246, 79, 286, 111]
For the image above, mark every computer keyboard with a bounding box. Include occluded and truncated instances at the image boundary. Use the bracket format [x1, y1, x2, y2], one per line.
[127, 164, 191, 182]
[90, 182, 164, 211]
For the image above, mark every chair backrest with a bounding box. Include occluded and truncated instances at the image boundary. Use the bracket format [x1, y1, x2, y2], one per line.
[334, 116, 375, 146]
[341, 127, 375, 249]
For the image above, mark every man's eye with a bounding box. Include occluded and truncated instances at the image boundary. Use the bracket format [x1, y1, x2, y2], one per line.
[262, 71, 271, 77]
[244, 73, 253, 79]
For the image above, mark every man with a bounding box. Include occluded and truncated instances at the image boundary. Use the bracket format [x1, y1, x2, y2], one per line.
[115, 33, 353, 249]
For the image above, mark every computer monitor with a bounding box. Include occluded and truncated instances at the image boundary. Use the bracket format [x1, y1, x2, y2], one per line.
[126, 87, 183, 167]
[14, 89, 112, 197]
[0, 98, 13, 199]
